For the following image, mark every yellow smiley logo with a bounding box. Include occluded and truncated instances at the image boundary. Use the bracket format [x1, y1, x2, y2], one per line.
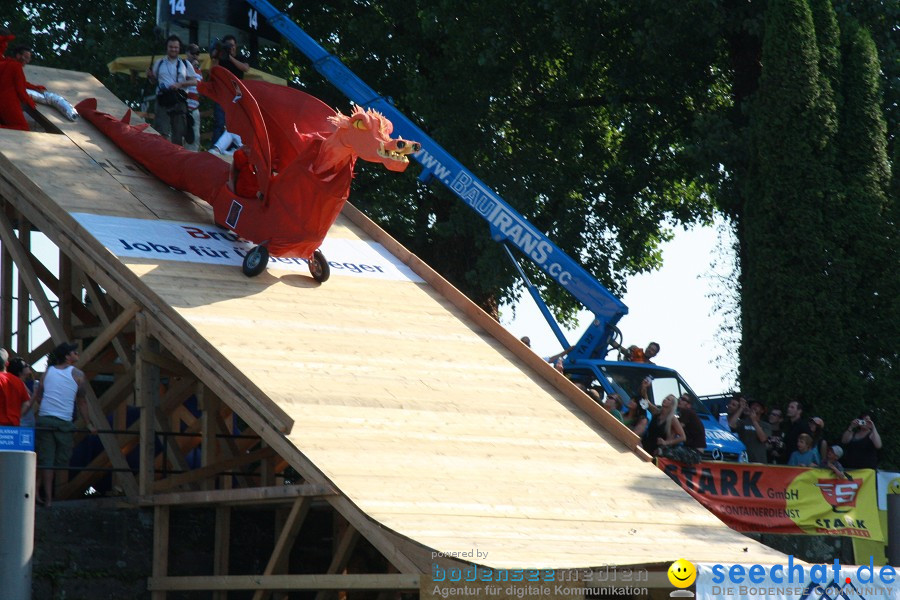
[668, 558, 697, 588]
[888, 478, 900, 495]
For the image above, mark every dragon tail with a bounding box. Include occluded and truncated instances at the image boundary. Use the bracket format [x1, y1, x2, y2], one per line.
[76, 98, 227, 201]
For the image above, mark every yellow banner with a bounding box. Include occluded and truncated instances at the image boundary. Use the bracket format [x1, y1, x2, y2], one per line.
[659, 459, 883, 541]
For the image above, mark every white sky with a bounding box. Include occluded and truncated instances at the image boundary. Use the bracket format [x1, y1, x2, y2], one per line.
[500, 220, 740, 396]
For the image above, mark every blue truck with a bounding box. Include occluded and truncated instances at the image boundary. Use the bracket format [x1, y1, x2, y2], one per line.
[239, 0, 747, 461]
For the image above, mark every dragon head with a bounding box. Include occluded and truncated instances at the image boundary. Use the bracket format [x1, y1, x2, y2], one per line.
[325, 106, 420, 173]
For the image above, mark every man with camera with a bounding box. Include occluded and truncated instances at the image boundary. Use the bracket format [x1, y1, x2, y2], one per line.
[730, 396, 771, 464]
[840, 412, 882, 469]
[147, 35, 196, 145]
[210, 34, 250, 146]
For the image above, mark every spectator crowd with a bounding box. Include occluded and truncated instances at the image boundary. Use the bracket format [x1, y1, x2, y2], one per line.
[718, 394, 881, 471]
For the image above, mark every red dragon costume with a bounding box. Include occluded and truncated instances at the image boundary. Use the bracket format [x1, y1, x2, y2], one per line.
[76, 66, 418, 280]
[0, 33, 37, 131]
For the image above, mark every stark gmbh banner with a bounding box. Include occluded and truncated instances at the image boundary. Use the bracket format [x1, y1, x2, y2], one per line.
[658, 458, 882, 541]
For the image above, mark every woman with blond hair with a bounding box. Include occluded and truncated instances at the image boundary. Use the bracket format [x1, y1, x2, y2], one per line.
[642, 394, 685, 457]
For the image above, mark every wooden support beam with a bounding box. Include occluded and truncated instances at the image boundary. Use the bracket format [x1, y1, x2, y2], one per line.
[212, 505, 231, 600]
[151, 446, 276, 494]
[139, 347, 193, 377]
[212, 409, 253, 489]
[136, 311, 160, 495]
[1, 215, 12, 349]
[77, 302, 139, 368]
[16, 218, 30, 356]
[80, 274, 135, 369]
[24, 337, 52, 367]
[154, 406, 196, 490]
[152, 505, 170, 600]
[259, 441, 275, 487]
[137, 484, 335, 507]
[59, 248, 73, 337]
[83, 384, 140, 497]
[252, 497, 313, 600]
[199, 384, 219, 492]
[26, 246, 97, 326]
[0, 207, 66, 341]
[315, 525, 361, 600]
[147, 574, 421, 592]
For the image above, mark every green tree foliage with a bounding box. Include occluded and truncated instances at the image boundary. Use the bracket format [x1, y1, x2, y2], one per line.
[834, 0, 899, 161]
[740, 0, 852, 413]
[835, 18, 898, 456]
[1, 2, 158, 105]
[738, 2, 897, 464]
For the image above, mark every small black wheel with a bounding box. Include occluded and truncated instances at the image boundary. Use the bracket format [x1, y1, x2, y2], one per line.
[242, 245, 269, 277]
[308, 249, 330, 282]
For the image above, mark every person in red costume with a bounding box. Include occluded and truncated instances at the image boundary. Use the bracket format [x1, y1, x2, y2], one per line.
[0, 31, 37, 131]
[11, 45, 47, 93]
[76, 66, 420, 280]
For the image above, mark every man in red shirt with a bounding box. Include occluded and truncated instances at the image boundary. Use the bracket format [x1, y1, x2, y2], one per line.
[0, 33, 38, 131]
[0, 348, 33, 425]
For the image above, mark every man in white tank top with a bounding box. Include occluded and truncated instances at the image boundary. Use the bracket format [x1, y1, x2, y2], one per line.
[32, 342, 95, 507]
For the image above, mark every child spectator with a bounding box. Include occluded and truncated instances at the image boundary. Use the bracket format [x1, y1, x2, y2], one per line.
[788, 433, 820, 467]
[824, 445, 851, 480]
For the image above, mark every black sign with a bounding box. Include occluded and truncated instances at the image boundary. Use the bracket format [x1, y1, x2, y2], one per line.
[157, 0, 279, 43]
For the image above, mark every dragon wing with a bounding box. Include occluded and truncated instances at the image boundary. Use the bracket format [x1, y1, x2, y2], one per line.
[240, 80, 336, 170]
[199, 67, 273, 197]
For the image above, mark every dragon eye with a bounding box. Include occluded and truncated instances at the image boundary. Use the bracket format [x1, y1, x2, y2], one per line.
[353, 119, 368, 130]
[396, 140, 406, 149]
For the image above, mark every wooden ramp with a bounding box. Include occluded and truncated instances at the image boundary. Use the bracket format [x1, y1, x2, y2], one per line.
[1, 66, 787, 590]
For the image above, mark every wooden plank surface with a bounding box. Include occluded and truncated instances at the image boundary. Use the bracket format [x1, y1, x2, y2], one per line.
[1, 66, 789, 570]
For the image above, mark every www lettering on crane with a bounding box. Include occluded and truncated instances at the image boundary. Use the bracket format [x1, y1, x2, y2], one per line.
[417, 149, 453, 183]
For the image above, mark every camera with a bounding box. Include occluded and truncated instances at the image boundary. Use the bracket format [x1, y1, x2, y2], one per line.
[856, 419, 866, 427]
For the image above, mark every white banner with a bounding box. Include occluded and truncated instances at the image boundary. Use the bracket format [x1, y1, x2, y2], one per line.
[696, 560, 900, 600]
[72, 213, 423, 282]
[877, 470, 900, 511]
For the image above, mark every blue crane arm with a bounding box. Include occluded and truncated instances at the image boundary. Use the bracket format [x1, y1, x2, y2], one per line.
[246, 0, 628, 357]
